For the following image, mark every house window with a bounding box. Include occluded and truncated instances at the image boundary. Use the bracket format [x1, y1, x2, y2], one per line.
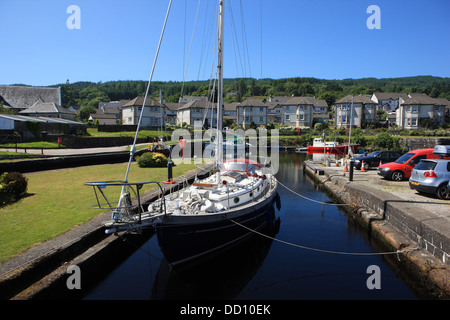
[285, 115, 290, 121]
[434, 106, 440, 112]
[408, 105, 418, 113]
[245, 116, 250, 122]
[260, 117, 264, 123]
[411, 118, 417, 126]
[342, 105, 348, 111]
[260, 107, 264, 112]
[341, 115, 347, 123]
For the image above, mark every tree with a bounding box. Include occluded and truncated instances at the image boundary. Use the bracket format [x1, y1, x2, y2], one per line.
[78, 105, 96, 122]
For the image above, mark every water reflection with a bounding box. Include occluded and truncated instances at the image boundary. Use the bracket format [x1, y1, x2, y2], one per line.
[152, 218, 280, 299]
[83, 152, 420, 300]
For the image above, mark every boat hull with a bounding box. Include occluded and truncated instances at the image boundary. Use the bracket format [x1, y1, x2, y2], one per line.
[306, 144, 359, 153]
[155, 189, 279, 266]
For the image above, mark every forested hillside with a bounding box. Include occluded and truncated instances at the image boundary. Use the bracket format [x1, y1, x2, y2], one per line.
[54, 76, 450, 120]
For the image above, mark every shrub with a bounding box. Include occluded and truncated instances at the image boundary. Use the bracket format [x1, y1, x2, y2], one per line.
[137, 152, 169, 168]
[373, 132, 400, 150]
[0, 172, 28, 205]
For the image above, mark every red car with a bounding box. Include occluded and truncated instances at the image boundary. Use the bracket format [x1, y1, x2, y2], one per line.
[377, 148, 444, 181]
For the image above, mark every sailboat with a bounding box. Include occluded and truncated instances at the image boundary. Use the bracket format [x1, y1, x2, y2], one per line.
[85, 0, 280, 266]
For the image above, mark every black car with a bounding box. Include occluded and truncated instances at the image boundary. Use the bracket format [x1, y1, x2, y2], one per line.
[353, 150, 404, 170]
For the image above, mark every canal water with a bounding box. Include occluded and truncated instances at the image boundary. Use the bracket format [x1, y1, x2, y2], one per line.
[82, 152, 419, 300]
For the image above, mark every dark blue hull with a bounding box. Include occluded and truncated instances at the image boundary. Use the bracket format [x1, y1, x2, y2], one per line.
[155, 194, 278, 266]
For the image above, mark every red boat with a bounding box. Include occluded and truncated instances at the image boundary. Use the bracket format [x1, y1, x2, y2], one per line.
[306, 138, 359, 154]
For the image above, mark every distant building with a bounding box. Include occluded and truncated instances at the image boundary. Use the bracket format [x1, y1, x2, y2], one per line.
[224, 102, 239, 125]
[177, 100, 217, 128]
[19, 100, 76, 121]
[121, 96, 164, 128]
[281, 97, 314, 128]
[0, 85, 61, 113]
[396, 94, 447, 129]
[236, 98, 268, 129]
[371, 92, 408, 112]
[334, 95, 378, 128]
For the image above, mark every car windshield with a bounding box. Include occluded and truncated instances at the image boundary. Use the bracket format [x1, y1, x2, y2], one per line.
[395, 152, 414, 164]
[414, 161, 436, 171]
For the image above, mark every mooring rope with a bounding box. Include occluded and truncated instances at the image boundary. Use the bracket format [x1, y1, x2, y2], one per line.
[278, 180, 348, 206]
[229, 219, 419, 258]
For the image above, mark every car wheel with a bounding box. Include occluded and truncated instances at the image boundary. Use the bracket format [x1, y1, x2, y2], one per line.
[391, 171, 404, 181]
[364, 162, 370, 170]
[436, 183, 450, 200]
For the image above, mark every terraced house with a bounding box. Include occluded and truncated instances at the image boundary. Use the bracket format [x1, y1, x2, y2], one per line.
[395, 94, 447, 129]
[334, 95, 378, 128]
[121, 96, 164, 128]
[236, 98, 268, 129]
[282, 96, 314, 128]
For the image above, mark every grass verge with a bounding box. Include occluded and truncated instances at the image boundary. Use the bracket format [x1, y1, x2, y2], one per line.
[0, 162, 197, 264]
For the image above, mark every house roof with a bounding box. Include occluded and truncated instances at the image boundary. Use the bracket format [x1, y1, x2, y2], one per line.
[335, 95, 376, 104]
[372, 92, 409, 100]
[0, 85, 61, 110]
[224, 102, 239, 111]
[178, 100, 213, 110]
[0, 114, 84, 125]
[18, 102, 75, 115]
[0, 95, 12, 107]
[401, 95, 445, 105]
[238, 98, 268, 107]
[122, 96, 162, 107]
[283, 96, 314, 105]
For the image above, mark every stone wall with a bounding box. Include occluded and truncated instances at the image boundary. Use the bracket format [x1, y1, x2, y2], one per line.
[398, 137, 450, 150]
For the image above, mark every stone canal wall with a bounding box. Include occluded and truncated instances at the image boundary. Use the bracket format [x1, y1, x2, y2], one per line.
[303, 161, 450, 298]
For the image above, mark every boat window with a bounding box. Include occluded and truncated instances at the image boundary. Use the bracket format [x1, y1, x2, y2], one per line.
[246, 164, 258, 173]
[233, 197, 240, 203]
[395, 152, 414, 164]
[225, 162, 247, 172]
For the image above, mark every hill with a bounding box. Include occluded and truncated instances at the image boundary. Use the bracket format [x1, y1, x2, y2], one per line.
[51, 75, 450, 118]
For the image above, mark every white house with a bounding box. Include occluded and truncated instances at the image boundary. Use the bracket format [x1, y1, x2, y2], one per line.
[334, 95, 378, 128]
[396, 94, 447, 129]
[371, 92, 408, 112]
[236, 98, 268, 129]
[121, 96, 165, 128]
[281, 96, 314, 128]
[177, 100, 217, 128]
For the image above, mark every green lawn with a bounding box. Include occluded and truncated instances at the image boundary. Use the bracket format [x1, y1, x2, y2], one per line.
[0, 162, 197, 264]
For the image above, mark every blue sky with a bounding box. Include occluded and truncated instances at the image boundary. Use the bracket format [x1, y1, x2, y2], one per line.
[1, 0, 449, 86]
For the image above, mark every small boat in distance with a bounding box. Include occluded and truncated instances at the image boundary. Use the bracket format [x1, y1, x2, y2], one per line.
[306, 137, 359, 154]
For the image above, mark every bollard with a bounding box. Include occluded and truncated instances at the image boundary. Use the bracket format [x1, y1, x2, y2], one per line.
[165, 159, 175, 184]
[349, 160, 354, 181]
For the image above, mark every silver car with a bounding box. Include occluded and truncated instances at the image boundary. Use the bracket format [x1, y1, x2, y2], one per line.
[409, 159, 450, 200]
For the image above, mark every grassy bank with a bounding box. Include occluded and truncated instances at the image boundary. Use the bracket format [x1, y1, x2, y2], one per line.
[0, 162, 197, 264]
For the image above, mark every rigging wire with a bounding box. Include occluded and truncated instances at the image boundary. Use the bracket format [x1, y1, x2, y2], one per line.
[278, 180, 348, 206]
[229, 218, 419, 257]
[180, 0, 202, 99]
[123, 0, 172, 184]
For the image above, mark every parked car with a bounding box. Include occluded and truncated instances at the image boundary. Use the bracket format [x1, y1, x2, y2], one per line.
[353, 150, 404, 170]
[377, 148, 447, 181]
[409, 159, 450, 199]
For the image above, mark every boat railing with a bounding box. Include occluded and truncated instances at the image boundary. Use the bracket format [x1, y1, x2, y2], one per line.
[84, 180, 166, 224]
